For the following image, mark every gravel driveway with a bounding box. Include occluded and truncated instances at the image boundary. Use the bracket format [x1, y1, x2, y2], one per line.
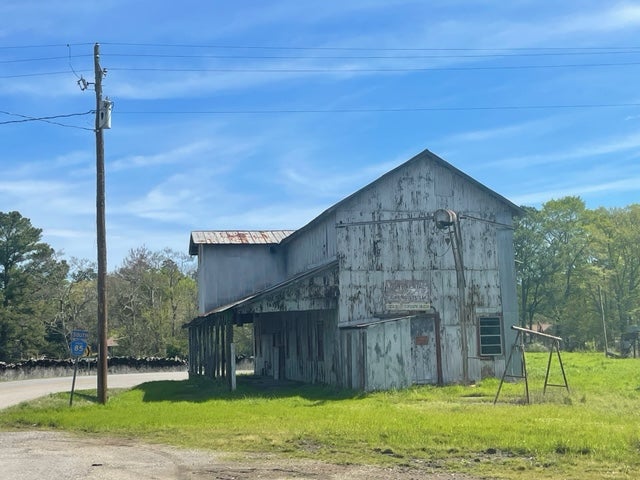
[1, 373, 477, 479]
[0, 430, 477, 480]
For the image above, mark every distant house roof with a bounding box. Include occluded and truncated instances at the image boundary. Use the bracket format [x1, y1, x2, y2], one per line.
[189, 230, 295, 255]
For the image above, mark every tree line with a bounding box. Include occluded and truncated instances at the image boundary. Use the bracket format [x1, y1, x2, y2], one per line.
[515, 196, 640, 352]
[2, 199, 639, 362]
[0, 211, 197, 362]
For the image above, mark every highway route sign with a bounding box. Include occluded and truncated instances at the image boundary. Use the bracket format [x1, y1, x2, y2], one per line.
[71, 329, 89, 341]
[70, 339, 87, 357]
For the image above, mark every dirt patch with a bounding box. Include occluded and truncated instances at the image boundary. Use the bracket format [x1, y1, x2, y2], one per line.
[0, 430, 477, 479]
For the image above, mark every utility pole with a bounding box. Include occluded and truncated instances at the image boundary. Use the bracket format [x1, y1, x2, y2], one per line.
[94, 43, 108, 404]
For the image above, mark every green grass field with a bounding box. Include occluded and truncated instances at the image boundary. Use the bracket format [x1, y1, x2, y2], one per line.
[1, 352, 639, 479]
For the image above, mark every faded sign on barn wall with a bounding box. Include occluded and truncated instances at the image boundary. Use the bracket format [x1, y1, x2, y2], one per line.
[383, 280, 430, 313]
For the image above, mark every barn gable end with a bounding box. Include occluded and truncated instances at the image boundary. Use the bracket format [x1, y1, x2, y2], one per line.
[185, 148, 522, 390]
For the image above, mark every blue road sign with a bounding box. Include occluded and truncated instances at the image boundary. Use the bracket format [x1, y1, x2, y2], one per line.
[71, 329, 89, 341]
[71, 339, 87, 357]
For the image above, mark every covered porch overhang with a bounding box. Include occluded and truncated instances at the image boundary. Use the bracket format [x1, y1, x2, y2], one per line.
[184, 260, 339, 387]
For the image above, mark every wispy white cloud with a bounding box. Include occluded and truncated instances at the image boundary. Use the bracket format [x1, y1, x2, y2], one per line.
[512, 175, 640, 205]
[557, 3, 640, 34]
[440, 117, 556, 144]
[45, 228, 93, 240]
[491, 130, 640, 168]
[110, 140, 213, 171]
[482, 3, 640, 48]
[210, 203, 329, 230]
[0, 179, 67, 196]
[278, 156, 400, 198]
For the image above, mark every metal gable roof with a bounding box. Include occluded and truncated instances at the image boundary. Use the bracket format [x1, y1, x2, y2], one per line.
[189, 230, 295, 255]
[282, 148, 524, 245]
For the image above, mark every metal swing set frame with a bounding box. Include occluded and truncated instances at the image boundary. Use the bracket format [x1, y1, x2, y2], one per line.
[494, 325, 570, 404]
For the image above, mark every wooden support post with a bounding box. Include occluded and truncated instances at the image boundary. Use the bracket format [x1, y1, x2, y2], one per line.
[230, 343, 237, 391]
[227, 314, 234, 390]
[221, 317, 226, 378]
[94, 42, 108, 405]
[214, 318, 219, 378]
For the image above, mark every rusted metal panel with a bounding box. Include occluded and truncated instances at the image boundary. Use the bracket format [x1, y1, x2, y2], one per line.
[190, 230, 294, 248]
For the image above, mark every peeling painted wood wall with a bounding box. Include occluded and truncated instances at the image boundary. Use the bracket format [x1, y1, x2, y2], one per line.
[241, 267, 341, 386]
[284, 212, 337, 277]
[365, 318, 412, 390]
[335, 157, 516, 384]
[197, 244, 286, 313]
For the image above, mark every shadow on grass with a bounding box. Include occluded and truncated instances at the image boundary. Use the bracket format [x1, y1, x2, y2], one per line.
[70, 391, 100, 404]
[134, 374, 363, 403]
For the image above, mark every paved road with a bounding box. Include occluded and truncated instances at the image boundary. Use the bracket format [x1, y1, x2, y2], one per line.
[0, 371, 188, 409]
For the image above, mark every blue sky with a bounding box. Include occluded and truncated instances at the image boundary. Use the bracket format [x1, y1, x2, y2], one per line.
[1, 1, 639, 269]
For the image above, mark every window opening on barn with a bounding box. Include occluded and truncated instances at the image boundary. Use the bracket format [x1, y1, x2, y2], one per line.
[479, 316, 503, 356]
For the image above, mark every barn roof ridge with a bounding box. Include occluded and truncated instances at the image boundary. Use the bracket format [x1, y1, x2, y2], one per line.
[282, 148, 523, 245]
[189, 230, 296, 254]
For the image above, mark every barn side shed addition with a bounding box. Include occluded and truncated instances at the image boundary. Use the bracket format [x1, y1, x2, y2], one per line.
[184, 148, 523, 390]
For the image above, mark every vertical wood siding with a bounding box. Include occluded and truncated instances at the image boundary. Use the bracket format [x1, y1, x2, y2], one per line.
[335, 156, 516, 384]
[253, 309, 339, 385]
[285, 212, 337, 277]
[189, 151, 520, 390]
[198, 245, 286, 313]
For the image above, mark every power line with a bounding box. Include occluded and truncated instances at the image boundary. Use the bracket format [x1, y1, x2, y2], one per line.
[100, 41, 640, 52]
[0, 110, 95, 130]
[5, 60, 639, 79]
[118, 102, 640, 115]
[100, 50, 640, 60]
[0, 54, 91, 64]
[8, 57, 640, 79]
[108, 61, 640, 73]
[0, 43, 93, 50]
[5, 47, 640, 65]
[0, 71, 81, 79]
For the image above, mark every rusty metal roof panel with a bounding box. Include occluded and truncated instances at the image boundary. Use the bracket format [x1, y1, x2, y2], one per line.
[189, 230, 295, 254]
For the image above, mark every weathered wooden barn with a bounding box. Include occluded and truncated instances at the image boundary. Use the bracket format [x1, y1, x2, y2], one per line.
[185, 148, 523, 390]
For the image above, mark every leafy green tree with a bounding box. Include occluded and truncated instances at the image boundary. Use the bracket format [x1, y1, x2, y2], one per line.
[515, 206, 554, 329]
[538, 197, 592, 347]
[108, 247, 196, 357]
[515, 198, 640, 351]
[45, 258, 98, 358]
[589, 206, 640, 343]
[0, 211, 68, 361]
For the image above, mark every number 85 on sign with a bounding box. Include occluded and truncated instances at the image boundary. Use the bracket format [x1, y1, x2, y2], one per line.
[71, 340, 87, 357]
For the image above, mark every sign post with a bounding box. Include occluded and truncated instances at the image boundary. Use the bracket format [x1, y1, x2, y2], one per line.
[69, 330, 89, 407]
